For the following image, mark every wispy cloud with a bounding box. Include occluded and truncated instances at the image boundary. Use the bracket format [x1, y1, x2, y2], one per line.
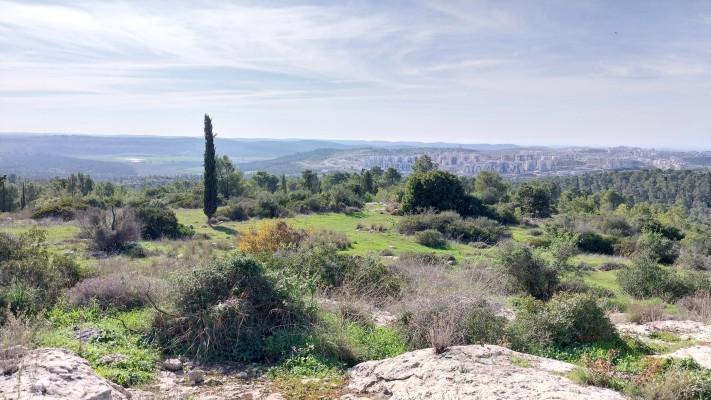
[0, 0, 710, 147]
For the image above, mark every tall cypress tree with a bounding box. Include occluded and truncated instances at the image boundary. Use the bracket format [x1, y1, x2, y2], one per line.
[203, 114, 218, 220]
[20, 183, 26, 210]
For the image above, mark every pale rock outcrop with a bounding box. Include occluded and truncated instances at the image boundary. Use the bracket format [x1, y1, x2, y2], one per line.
[346, 345, 629, 400]
[0, 348, 130, 399]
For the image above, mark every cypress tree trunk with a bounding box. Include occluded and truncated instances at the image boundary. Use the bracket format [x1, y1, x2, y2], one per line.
[203, 114, 218, 220]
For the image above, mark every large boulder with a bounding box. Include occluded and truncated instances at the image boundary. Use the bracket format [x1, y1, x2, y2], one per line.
[347, 344, 629, 400]
[0, 347, 131, 399]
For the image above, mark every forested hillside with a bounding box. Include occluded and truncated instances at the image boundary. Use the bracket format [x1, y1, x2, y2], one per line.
[550, 170, 711, 226]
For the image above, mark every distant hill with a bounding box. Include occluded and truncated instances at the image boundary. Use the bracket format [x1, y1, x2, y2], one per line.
[0, 133, 526, 178]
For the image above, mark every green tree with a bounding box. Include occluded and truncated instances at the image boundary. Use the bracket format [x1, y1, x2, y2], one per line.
[280, 174, 287, 193]
[401, 170, 465, 214]
[216, 155, 236, 199]
[516, 182, 552, 218]
[411, 154, 438, 174]
[301, 169, 320, 194]
[383, 167, 402, 187]
[474, 170, 508, 205]
[362, 170, 375, 194]
[251, 171, 279, 193]
[20, 184, 26, 210]
[203, 114, 218, 220]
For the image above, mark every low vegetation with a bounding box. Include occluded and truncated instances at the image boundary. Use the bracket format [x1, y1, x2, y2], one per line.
[3, 162, 711, 399]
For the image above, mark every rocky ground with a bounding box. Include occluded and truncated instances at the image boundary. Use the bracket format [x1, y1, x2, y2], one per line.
[5, 316, 711, 400]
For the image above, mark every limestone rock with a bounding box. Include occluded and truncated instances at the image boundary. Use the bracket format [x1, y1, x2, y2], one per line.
[0, 347, 130, 400]
[347, 344, 629, 400]
[163, 358, 183, 371]
[188, 370, 205, 385]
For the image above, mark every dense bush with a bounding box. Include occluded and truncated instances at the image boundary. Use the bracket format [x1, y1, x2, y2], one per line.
[497, 241, 558, 300]
[135, 205, 193, 240]
[152, 255, 308, 360]
[0, 229, 81, 324]
[215, 204, 248, 222]
[79, 207, 141, 253]
[396, 211, 505, 244]
[30, 203, 76, 220]
[414, 229, 448, 249]
[636, 230, 679, 264]
[617, 257, 693, 300]
[507, 294, 617, 352]
[252, 195, 288, 218]
[577, 232, 616, 255]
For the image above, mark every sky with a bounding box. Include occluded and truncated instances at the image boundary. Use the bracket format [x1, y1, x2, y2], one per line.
[1, 1, 710, 149]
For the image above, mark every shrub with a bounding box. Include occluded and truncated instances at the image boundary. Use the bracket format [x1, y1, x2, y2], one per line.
[30, 203, 75, 220]
[497, 241, 557, 300]
[67, 272, 160, 310]
[215, 205, 249, 222]
[152, 255, 308, 360]
[252, 195, 287, 219]
[637, 230, 679, 264]
[577, 232, 615, 255]
[399, 297, 506, 352]
[397, 251, 454, 265]
[238, 219, 307, 254]
[414, 229, 448, 249]
[135, 205, 193, 240]
[396, 212, 505, 244]
[0, 229, 81, 324]
[305, 229, 351, 250]
[79, 207, 141, 253]
[508, 294, 617, 351]
[617, 257, 693, 300]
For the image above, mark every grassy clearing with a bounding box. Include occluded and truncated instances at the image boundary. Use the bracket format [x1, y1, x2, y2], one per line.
[38, 305, 158, 387]
[175, 207, 482, 260]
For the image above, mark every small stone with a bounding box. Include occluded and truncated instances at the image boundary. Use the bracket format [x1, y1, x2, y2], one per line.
[265, 394, 287, 400]
[389, 245, 396, 248]
[177, 254, 184, 259]
[236, 371, 249, 378]
[163, 358, 182, 371]
[240, 394, 254, 400]
[64, 250, 75, 255]
[188, 370, 205, 385]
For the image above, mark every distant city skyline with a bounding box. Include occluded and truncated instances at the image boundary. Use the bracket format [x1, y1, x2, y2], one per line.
[1, 1, 710, 148]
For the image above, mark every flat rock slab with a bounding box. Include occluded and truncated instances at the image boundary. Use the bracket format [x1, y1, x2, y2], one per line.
[347, 345, 629, 400]
[0, 347, 129, 400]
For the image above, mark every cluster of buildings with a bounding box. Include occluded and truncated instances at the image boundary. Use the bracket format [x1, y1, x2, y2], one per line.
[361, 147, 709, 177]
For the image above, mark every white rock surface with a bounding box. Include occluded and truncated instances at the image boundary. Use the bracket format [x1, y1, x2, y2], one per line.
[347, 345, 629, 400]
[0, 347, 130, 400]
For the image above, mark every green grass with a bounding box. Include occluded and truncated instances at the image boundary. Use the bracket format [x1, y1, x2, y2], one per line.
[38, 305, 159, 387]
[175, 207, 481, 260]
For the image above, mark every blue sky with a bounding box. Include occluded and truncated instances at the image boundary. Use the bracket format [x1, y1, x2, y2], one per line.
[1, 1, 710, 148]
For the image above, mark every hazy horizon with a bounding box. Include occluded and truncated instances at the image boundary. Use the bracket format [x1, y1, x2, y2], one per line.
[1, 1, 710, 148]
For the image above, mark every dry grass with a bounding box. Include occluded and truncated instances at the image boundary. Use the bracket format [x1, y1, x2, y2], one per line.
[677, 293, 711, 323]
[626, 303, 668, 324]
